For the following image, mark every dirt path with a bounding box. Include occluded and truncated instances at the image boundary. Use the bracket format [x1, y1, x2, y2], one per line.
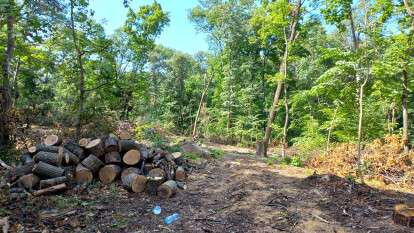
[4, 153, 414, 232]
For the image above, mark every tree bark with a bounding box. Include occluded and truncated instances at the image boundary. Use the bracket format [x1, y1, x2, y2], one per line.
[402, 68, 409, 153]
[70, 0, 86, 138]
[192, 73, 212, 139]
[262, 0, 302, 157]
[281, 85, 289, 157]
[0, 0, 15, 146]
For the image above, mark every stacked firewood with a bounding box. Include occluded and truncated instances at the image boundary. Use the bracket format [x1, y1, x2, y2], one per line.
[7, 132, 187, 199]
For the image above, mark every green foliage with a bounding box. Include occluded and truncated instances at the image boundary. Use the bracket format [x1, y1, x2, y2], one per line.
[184, 152, 201, 161]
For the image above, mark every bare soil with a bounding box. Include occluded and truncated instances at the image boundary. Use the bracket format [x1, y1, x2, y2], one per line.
[3, 153, 414, 233]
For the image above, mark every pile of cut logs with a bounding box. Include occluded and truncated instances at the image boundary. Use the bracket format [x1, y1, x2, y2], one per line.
[7, 133, 187, 199]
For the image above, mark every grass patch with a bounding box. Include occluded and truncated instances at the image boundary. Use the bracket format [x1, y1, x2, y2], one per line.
[184, 152, 201, 161]
[209, 148, 225, 159]
[52, 195, 82, 209]
[111, 212, 129, 229]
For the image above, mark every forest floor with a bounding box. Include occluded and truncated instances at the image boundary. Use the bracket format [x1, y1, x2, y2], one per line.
[3, 145, 414, 233]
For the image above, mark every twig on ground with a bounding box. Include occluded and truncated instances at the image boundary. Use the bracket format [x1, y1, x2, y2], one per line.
[0, 159, 11, 170]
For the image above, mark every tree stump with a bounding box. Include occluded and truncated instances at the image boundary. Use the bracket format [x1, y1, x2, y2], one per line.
[85, 139, 105, 157]
[33, 151, 63, 166]
[122, 173, 147, 193]
[105, 151, 122, 164]
[99, 165, 122, 184]
[32, 162, 65, 178]
[64, 140, 86, 160]
[33, 183, 67, 196]
[175, 166, 186, 182]
[146, 176, 164, 195]
[393, 204, 414, 227]
[18, 174, 40, 190]
[123, 149, 141, 165]
[44, 135, 62, 147]
[104, 134, 119, 153]
[118, 140, 139, 153]
[78, 138, 91, 148]
[75, 164, 93, 184]
[40, 176, 67, 189]
[157, 180, 178, 198]
[81, 154, 104, 173]
[121, 167, 140, 184]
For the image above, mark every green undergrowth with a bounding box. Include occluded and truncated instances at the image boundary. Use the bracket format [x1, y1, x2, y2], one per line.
[265, 155, 305, 167]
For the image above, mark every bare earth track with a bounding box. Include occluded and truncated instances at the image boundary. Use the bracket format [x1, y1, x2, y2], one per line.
[3, 153, 414, 232]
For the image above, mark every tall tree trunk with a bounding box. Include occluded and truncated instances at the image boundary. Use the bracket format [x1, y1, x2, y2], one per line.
[12, 58, 20, 106]
[192, 74, 212, 139]
[70, 0, 86, 138]
[357, 78, 367, 183]
[402, 68, 409, 153]
[391, 101, 396, 133]
[262, 0, 303, 157]
[0, 0, 15, 146]
[281, 85, 289, 157]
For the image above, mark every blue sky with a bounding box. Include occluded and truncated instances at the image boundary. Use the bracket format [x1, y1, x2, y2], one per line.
[89, 0, 209, 55]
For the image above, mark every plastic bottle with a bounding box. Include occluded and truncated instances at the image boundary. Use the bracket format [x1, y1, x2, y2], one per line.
[152, 205, 161, 215]
[164, 213, 180, 225]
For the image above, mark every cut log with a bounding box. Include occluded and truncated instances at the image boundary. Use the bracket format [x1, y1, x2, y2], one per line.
[121, 167, 140, 184]
[39, 176, 67, 189]
[7, 163, 35, 182]
[393, 204, 414, 227]
[105, 151, 122, 164]
[44, 135, 62, 146]
[32, 162, 65, 178]
[118, 140, 139, 153]
[81, 154, 104, 173]
[85, 139, 105, 157]
[78, 138, 90, 148]
[122, 173, 147, 193]
[64, 140, 86, 160]
[33, 183, 67, 196]
[123, 149, 141, 166]
[119, 130, 132, 140]
[175, 166, 186, 182]
[99, 165, 122, 184]
[33, 151, 63, 166]
[20, 153, 34, 165]
[157, 180, 178, 198]
[104, 134, 119, 153]
[75, 164, 93, 184]
[30, 145, 60, 154]
[148, 168, 166, 179]
[146, 176, 164, 195]
[60, 147, 80, 165]
[18, 174, 40, 190]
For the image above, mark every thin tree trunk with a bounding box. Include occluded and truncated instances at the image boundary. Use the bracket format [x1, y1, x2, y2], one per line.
[402, 68, 409, 153]
[12, 58, 20, 106]
[262, 0, 303, 157]
[326, 107, 338, 154]
[281, 85, 289, 157]
[391, 101, 396, 133]
[357, 78, 367, 183]
[70, 0, 86, 138]
[192, 74, 212, 139]
[0, 0, 15, 146]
